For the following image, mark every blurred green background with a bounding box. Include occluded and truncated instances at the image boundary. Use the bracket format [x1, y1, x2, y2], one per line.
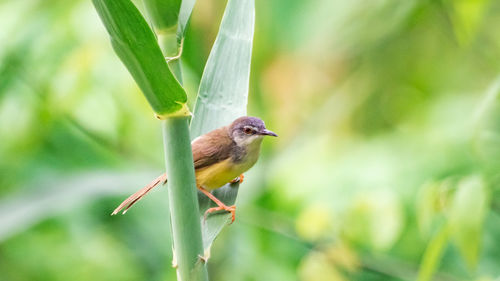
[1, 0, 500, 280]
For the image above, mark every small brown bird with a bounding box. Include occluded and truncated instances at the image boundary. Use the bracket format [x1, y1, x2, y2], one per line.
[112, 116, 277, 222]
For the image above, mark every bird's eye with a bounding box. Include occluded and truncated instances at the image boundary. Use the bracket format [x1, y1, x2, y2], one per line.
[244, 127, 253, 134]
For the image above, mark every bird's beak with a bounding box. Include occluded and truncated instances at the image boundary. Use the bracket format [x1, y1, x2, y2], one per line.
[260, 129, 278, 137]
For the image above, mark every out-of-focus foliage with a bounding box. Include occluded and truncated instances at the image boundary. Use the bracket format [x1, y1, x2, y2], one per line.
[1, 0, 500, 280]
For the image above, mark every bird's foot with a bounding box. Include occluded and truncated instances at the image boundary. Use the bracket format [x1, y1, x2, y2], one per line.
[204, 204, 236, 223]
[230, 174, 244, 184]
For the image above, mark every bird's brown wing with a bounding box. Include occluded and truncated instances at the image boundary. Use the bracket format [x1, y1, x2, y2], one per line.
[111, 126, 233, 215]
[192, 126, 233, 170]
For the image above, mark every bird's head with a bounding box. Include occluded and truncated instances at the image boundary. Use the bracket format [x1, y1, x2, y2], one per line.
[229, 116, 277, 146]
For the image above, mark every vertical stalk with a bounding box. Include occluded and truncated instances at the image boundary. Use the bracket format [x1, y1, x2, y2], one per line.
[162, 117, 207, 281]
[159, 32, 183, 83]
[159, 28, 208, 281]
[92, 0, 205, 278]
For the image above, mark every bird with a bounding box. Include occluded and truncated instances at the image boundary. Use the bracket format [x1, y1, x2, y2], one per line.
[111, 116, 277, 222]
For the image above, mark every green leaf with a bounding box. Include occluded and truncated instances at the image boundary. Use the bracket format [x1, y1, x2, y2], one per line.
[143, 0, 181, 32]
[449, 176, 489, 269]
[178, 0, 197, 38]
[191, 0, 254, 135]
[189, 0, 255, 254]
[92, 0, 188, 117]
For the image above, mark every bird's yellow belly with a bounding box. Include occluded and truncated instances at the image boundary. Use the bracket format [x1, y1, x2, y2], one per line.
[195, 158, 252, 191]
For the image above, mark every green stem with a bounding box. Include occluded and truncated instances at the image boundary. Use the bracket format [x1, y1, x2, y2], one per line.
[162, 117, 207, 281]
[159, 32, 183, 84]
[156, 18, 208, 281]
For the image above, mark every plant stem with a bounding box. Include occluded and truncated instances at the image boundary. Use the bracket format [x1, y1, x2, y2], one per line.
[159, 32, 183, 84]
[158, 25, 208, 281]
[162, 117, 207, 281]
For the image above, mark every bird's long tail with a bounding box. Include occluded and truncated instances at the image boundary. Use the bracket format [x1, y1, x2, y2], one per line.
[111, 173, 167, 215]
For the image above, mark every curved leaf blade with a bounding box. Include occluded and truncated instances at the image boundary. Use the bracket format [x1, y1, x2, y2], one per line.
[190, 0, 255, 136]
[189, 0, 255, 254]
[92, 0, 187, 117]
[178, 0, 197, 38]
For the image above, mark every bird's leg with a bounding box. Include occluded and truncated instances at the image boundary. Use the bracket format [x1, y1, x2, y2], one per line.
[230, 174, 244, 184]
[197, 186, 236, 223]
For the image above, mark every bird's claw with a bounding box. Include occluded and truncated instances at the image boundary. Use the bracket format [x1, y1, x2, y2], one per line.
[230, 174, 244, 184]
[204, 205, 236, 223]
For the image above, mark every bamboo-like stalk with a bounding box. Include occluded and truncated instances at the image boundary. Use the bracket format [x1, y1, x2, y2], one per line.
[92, 0, 207, 279]
[154, 10, 208, 281]
[160, 33, 208, 281]
[162, 117, 207, 281]
[154, 4, 209, 277]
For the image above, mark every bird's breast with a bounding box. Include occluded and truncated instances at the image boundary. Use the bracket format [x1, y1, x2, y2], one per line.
[195, 158, 240, 190]
[195, 141, 262, 191]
